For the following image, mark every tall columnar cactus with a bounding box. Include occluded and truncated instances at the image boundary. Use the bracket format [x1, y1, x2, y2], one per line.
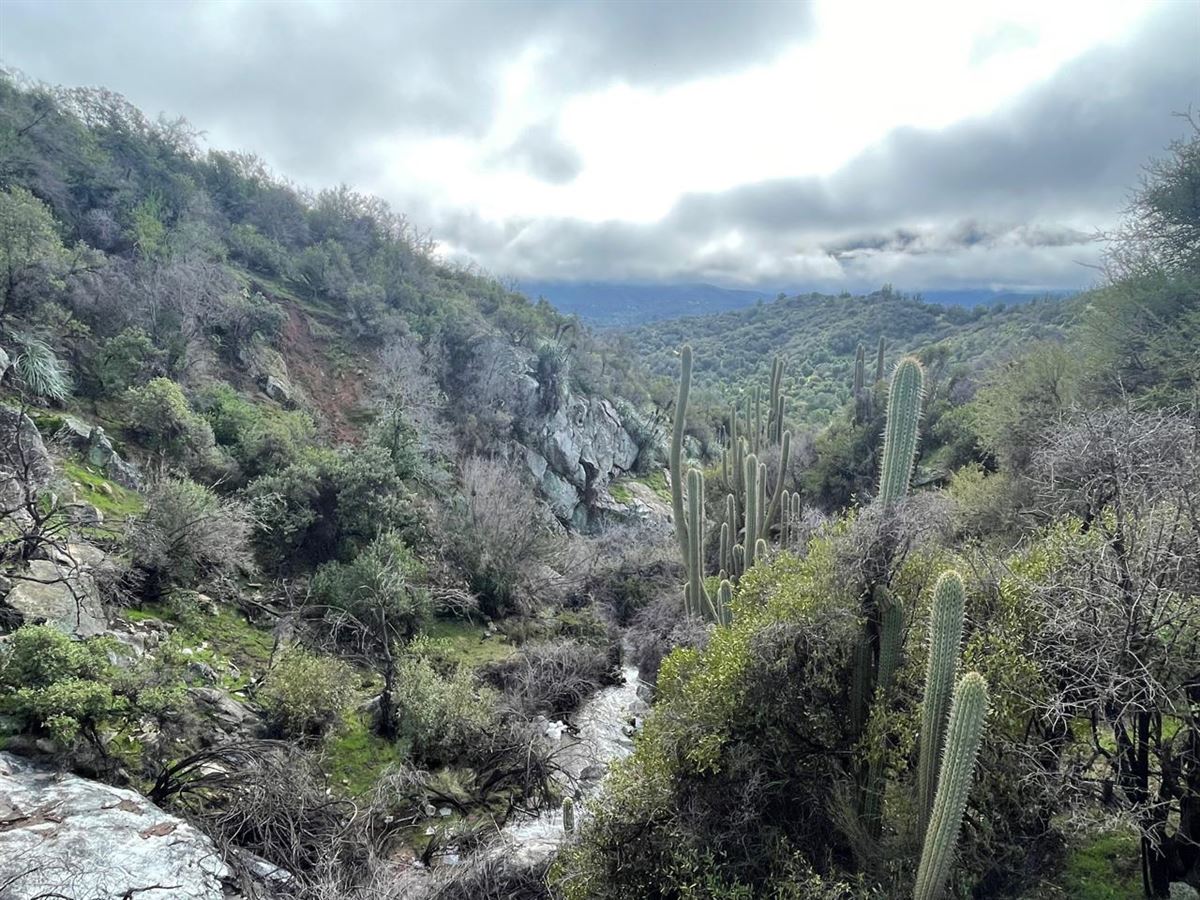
[716, 579, 734, 626]
[744, 454, 760, 563]
[562, 796, 575, 833]
[862, 586, 906, 835]
[853, 343, 866, 395]
[719, 521, 731, 580]
[670, 345, 693, 570]
[876, 357, 925, 506]
[763, 429, 792, 530]
[875, 335, 887, 383]
[917, 571, 966, 830]
[914, 673, 989, 900]
[686, 467, 714, 620]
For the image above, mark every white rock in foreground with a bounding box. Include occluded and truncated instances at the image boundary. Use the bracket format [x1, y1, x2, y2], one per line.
[0, 752, 229, 900]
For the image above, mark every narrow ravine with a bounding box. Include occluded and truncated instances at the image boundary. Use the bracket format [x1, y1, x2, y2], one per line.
[398, 660, 647, 892]
[494, 661, 647, 864]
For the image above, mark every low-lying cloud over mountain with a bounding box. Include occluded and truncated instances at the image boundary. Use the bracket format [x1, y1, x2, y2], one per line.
[2, 0, 1196, 294]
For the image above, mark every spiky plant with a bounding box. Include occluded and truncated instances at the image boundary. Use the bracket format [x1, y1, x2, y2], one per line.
[917, 571, 966, 829]
[876, 357, 925, 506]
[10, 334, 70, 402]
[914, 673, 989, 900]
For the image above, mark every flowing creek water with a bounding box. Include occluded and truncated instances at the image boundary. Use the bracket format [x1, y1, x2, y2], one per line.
[397, 661, 648, 892]
[493, 661, 647, 864]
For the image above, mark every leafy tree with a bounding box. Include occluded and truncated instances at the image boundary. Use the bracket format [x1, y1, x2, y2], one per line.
[125, 377, 218, 469]
[0, 186, 72, 318]
[311, 532, 429, 738]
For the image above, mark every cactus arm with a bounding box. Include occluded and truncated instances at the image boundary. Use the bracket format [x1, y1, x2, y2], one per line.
[917, 571, 966, 829]
[670, 345, 693, 566]
[763, 430, 792, 534]
[877, 357, 925, 506]
[914, 673, 989, 900]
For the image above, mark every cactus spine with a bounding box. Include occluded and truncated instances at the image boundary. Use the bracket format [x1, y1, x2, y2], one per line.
[914, 673, 989, 900]
[917, 571, 966, 830]
[877, 357, 925, 506]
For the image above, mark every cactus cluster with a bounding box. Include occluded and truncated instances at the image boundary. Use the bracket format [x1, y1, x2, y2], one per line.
[670, 347, 796, 622]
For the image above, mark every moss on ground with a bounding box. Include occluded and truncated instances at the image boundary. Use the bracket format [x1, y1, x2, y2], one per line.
[1057, 825, 1142, 900]
[639, 468, 671, 502]
[61, 459, 144, 521]
[422, 617, 514, 668]
[325, 712, 409, 797]
[609, 480, 634, 504]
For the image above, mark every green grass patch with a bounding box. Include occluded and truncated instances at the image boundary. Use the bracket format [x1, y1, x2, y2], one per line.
[639, 468, 671, 502]
[609, 480, 634, 504]
[123, 598, 276, 689]
[61, 459, 143, 520]
[1058, 825, 1142, 900]
[325, 712, 409, 797]
[422, 617, 514, 668]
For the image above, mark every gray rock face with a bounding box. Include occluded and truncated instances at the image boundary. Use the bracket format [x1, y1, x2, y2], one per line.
[2, 556, 107, 638]
[261, 374, 293, 405]
[523, 392, 643, 530]
[0, 407, 53, 517]
[0, 345, 10, 382]
[57, 414, 141, 489]
[0, 751, 230, 900]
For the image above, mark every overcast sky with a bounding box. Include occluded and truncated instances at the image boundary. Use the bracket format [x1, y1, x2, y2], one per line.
[2, 0, 1197, 292]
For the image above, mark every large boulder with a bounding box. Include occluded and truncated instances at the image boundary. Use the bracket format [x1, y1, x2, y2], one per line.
[56, 415, 141, 489]
[2, 556, 106, 638]
[0, 407, 53, 516]
[0, 751, 230, 899]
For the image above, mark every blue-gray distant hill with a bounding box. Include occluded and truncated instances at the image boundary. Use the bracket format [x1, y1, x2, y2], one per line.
[519, 281, 1073, 326]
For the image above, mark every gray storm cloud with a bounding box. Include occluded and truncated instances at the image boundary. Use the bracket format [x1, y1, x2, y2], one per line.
[1, 0, 1196, 292]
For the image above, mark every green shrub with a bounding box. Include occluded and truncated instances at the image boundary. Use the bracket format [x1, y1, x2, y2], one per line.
[198, 382, 315, 479]
[258, 648, 356, 740]
[0, 625, 184, 753]
[125, 377, 219, 470]
[248, 445, 419, 571]
[93, 326, 160, 397]
[311, 531, 431, 643]
[392, 637, 498, 765]
[128, 477, 253, 591]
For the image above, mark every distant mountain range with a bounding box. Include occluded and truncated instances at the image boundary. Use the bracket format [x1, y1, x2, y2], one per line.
[518, 281, 1075, 326]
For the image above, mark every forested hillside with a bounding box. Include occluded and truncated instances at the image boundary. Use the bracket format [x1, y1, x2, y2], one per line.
[634, 288, 1075, 427]
[1, 67, 1198, 900]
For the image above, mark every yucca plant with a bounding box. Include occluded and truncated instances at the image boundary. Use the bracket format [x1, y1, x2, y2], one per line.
[10, 333, 70, 402]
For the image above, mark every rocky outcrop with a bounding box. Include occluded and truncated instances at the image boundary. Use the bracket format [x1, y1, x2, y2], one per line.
[509, 369, 643, 529]
[0, 345, 10, 382]
[57, 414, 141, 489]
[1, 545, 108, 638]
[0, 751, 230, 900]
[0, 406, 53, 518]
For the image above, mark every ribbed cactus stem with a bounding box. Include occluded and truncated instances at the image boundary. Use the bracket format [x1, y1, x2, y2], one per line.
[562, 796, 575, 833]
[733, 543, 745, 577]
[875, 336, 886, 383]
[876, 588, 905, 693]
[744, 454, 759, 562]
[877, 357, 925, 506]
[670, 345, 693, 568]
[918, 570, 966, 829]
[754, 538, 767, 564]
[719, 521, 731, 578]
[914, 673, 989, 900]
[686, 467, 713, 620]
[853, 343, 865, 394]
[763, 430, 791, 533]
[717, 579, 733, 626]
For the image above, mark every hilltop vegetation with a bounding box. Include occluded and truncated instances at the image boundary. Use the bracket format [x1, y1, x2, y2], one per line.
[633, 287, 1075, 428]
